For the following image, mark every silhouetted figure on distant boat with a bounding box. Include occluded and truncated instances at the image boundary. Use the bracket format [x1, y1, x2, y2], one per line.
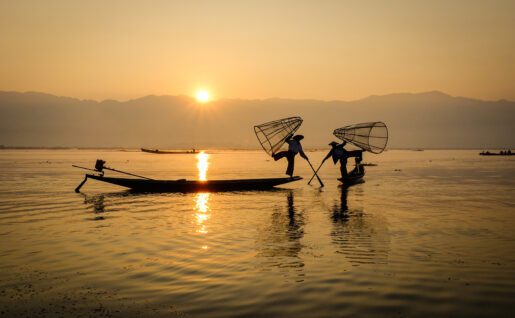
[332, 187, 350, 222]
[273, 134, 309, 178]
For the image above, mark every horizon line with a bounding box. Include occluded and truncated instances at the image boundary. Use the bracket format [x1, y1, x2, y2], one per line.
[1, 89, 513, 104]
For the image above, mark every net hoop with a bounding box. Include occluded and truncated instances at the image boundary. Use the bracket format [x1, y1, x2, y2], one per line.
[254, 116, 303, 156]
[333, 122, 388, 154]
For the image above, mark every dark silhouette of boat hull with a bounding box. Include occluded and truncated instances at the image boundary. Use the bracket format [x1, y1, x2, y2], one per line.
[338, 166, 365, 187]
[479, 152, 514, 156]
[85, 174, 302, 192]
[141, 148, 198, 154]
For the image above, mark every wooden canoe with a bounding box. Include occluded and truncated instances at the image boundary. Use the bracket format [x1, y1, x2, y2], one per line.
[338, 165, 365, 187]
[479, 152, 514, 156]
[141, 148, 198, 154]
[80, 174, 302, 192]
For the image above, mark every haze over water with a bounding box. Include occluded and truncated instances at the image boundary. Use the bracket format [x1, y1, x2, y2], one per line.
[0, 149, 514, 317]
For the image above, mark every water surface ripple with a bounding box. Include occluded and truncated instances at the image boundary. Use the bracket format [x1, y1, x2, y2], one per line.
[0, 150, 514, 317]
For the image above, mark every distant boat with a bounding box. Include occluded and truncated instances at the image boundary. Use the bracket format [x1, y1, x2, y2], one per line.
[479, 150, 514, 156]
[141, 148, 198, 154]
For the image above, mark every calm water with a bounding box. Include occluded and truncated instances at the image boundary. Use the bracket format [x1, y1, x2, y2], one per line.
[0, 150, 514, 317]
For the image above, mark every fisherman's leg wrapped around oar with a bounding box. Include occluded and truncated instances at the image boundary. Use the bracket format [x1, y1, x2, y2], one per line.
[340, 157, 348, 178]
[273, 151, 295, 177]
[273, 150, 289, 161]
[286, 154, 295, 177]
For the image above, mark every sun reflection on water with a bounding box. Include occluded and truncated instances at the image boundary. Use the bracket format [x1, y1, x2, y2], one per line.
[197, 151, 209, 181]
[195, 192, 210, 234]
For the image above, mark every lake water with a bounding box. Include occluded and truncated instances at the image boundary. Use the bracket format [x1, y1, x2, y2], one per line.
[0, 149, 514, 317]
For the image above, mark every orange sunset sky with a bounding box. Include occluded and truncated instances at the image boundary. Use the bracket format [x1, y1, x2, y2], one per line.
[0, 0, 514, 101]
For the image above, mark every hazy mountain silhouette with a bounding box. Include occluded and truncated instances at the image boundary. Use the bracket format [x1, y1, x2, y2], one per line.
[0, 91, 513, 148]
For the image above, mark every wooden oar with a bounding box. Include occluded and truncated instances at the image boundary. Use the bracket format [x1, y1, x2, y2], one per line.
[306, 159, 324, 187]
[308, 160, 326, 185]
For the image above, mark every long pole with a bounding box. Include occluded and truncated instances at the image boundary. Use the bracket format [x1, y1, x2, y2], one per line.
[308, 160, 326, 185]
[306, 159, 324, 187]
[103, 167, 153, 180]
[72, 164, 153, 180]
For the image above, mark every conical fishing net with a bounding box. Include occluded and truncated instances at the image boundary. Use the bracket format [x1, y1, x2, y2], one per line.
[254, 117, 303, 156]
[333, 122, 388, 154]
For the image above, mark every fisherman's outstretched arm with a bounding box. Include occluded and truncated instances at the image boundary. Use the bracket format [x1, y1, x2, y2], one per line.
[299, 148, 309, 160]
[322, 149, 333, 162]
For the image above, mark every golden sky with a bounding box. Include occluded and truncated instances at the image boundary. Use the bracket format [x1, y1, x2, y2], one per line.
[0, 0, 514, 101]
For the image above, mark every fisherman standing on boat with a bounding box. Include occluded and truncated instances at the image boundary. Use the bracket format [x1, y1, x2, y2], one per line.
[273, 134, 309, 178]
[322, 141, 349, 178]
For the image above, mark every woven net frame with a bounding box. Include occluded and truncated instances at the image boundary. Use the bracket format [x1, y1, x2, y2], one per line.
[333, 122, 388, 154]
[254, 117, 303, 156]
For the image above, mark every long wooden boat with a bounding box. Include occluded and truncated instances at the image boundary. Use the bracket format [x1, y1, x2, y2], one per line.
[141, 148, 198, 154]
[79, 174, 302, 192]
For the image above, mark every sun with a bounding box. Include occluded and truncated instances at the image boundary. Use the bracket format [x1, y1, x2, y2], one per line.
[195, 90, 210, 103]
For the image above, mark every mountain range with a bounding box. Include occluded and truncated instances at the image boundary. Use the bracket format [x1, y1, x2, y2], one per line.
[0, 91, 513, 149]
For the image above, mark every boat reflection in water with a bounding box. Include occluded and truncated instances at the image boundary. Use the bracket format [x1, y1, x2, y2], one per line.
[330, 186, 390, 265]
[81, 193, 106, 220]
[256, 190, 305, 280]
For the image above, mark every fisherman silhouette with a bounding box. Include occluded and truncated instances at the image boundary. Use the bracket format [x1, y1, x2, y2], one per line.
[273, 134, 309, 178]
[322, 141, 349, 178]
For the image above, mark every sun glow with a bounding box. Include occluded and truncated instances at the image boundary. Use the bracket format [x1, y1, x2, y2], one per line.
[195, 90, 210, 103]
[197, 151, 209, 181]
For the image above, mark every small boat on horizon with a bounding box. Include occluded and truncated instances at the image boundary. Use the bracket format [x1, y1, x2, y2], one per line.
[141, 148, 198, 154]
[479, 150, 513, 156]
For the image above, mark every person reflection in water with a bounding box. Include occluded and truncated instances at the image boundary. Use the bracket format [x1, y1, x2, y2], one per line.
[331, 187, 349, 223]
[330, 186, 389, 265]
[273, 134, 309, 178]
[256, 190, 305, 276]
[286, 191, 303, 240]
[322, 141, 349, 178]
